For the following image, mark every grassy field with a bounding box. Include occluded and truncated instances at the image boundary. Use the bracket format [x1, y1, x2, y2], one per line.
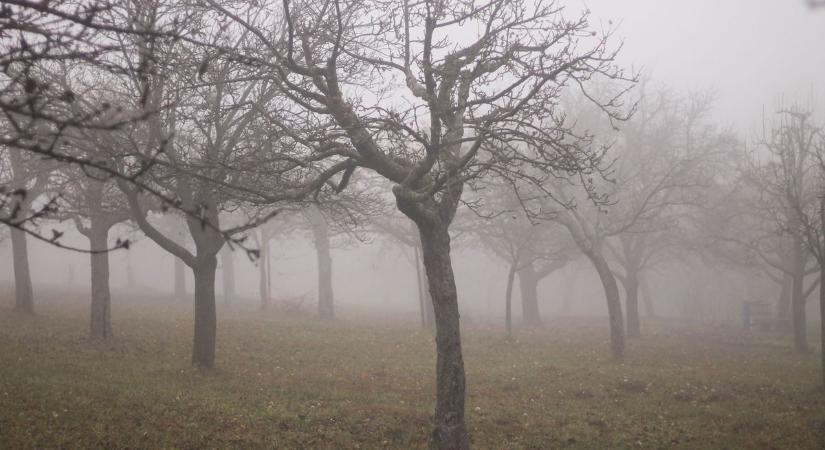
[1, 295, 824, 449]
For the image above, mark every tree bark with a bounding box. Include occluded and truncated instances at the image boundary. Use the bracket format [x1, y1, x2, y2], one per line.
[259, 237, 271, 310]
[517, 264, 542, 327]
[624, 269, 641, 338]
[11, 227, 34, 314]
[174, 256, 186, 299]
[777, 272, 792, 320]
[414, 244, 427, 328]
[505, 262, 516, 339]
[640, 275, 657, 318]
[192, 255, 218, 369]
[221, 248, 235, 307]
[418, 224, 469, 450]
[819, 262, 825, 389]
[791, 236, 810, 353]
[89, 225, 113, 339]
[415, 240, 435, 328]
[308, 208, 334, 318]
[587, 251, 626, 361]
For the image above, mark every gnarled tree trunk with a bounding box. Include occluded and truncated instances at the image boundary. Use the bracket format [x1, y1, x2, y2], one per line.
[192, 255, 218, 369]
[11, 227, 34, 314]
[418, 224, 469, 450]
[518, 264, 541, 327]
[89, 225, 113, 339]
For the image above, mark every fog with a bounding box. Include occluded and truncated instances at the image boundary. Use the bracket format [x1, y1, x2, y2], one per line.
[2, 1, 824, 449]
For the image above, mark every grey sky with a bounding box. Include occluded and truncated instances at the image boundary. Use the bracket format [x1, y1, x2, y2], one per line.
[582, 0, 825, 132]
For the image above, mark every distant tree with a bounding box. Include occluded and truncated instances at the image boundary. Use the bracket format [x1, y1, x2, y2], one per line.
[778, 106, 825, 385]
[59, 172, 130, 339]
[738, 101, 823, 353]
[471, 185, 573, 336]
[604, 88, 731, 337]
[372, 214, 435, 328]
[0, 147, 54, 313]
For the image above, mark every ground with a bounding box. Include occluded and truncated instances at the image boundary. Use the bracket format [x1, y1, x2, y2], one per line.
[1, 294, 824, 449]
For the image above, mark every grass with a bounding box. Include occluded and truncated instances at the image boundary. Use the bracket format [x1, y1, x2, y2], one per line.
[1, 295, 824, 449]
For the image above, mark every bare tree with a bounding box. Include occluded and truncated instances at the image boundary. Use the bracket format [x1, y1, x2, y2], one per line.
[471, 185, 572, 335]
[779, 105, 825, 385]
[742, 101, 823, 353]
[59, 173, 131, 339]
[204, 0, 631, 446]
[0, 147, 53, 313]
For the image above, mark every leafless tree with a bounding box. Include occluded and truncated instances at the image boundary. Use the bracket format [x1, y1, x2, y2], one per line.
[202, 0, 632, 445]
[471, 184, 573, 336]
[770, 106, 825, 385]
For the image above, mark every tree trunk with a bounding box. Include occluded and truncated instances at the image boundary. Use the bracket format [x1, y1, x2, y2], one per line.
[309, 210, 334, 319]
[221, 248, 235, 307]
[624, 269, 641, 338]
[89, 225, 113, 339]
[517, 264, 542, 327]
[11, 227, 34, 314]
[192, 255, 218, 369]
[416, 240, 435, 328]
[505, 263, 516, 339]
[414, 244, 427, 328]
[777, 272, 792, 319]
[640, 275, 657, 318]
[791, 236, 809, 353]
[587, 251, 625, 361]
[174, 256, 186, 299]
[418, 225, 469, 450]
[259, 238, 271, 310]
[819, 262, 825, 389]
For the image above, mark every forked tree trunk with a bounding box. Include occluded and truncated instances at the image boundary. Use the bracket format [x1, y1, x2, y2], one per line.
[192, 255, 218, 369]
[505, 263, 516, 339]
[89, 225, 113, 339]
[309, 209, 334, 318]
[11, 227, 34, 314]
[418, 224, 469, 450]
[221, 248, 235, 307]
[624, 269, 641, 338]
[791, 236, 809, 353]
[587, 251, 625, 361]
[517, 264, 541, 327]
[174, 256, 186, 299]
